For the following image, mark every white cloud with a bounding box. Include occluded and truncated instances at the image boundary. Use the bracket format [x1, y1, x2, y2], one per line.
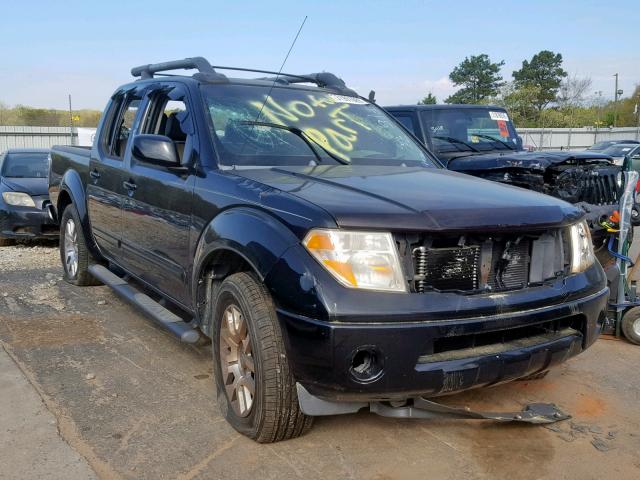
[365, 76, 457, 106]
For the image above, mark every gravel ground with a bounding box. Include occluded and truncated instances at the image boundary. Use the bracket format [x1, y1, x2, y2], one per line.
[1, 241, 640, 480]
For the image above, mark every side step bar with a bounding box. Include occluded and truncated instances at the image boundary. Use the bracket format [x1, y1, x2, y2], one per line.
[89, 265, 202, 344]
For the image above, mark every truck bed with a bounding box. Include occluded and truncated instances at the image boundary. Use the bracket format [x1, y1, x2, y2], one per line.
[48, 145, 92, 213]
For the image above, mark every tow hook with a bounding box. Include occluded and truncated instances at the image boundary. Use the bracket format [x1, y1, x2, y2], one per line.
[296, 384, 570, 425]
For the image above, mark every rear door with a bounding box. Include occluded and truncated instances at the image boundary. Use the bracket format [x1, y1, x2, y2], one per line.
[87, 89, 143, 259]
[120, 82, 196, 307]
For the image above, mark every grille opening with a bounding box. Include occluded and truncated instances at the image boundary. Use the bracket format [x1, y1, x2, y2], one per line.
[547, 164, 621, 205]
[431, 315, 584, 356]
[405, 230, 567, 294]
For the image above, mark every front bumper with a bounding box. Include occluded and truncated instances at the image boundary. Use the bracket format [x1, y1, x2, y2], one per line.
[278, 285, 608, 402]
[0, 203, 58, 240]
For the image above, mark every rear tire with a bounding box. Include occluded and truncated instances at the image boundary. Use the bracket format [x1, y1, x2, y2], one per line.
[211, 272, 313, 443]
[60, 205, 100, 286]
[621, 307, 640, 346]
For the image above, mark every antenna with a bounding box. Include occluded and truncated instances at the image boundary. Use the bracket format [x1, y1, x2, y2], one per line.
[238, 16, 308, 159]
[253, 15, 307, 124]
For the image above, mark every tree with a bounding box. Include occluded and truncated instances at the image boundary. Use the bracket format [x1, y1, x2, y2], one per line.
[557, 75, 592, 108]
[418, 92, 437, 105]
[512, 50, 567, 112]
[445, 54, 505, 104]
[495, 82, 541, 127]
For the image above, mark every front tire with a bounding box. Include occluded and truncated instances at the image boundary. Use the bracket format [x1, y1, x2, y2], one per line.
[211, 272, 313, 443]
[60, 205, 100, 286]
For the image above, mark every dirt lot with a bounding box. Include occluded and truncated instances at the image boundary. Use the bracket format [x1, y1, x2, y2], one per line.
[1, 242, 640, 480]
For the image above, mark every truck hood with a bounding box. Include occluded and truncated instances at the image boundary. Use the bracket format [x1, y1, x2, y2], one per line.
[447, 150, 613, 172]
[1, 177, 49, 196]
[232, 165, 582, 231]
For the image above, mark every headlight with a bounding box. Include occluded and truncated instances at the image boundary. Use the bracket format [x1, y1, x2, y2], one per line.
[2, 192, 35, 208]
[569, 221, 595, 273]
[303, 229, 406, 292]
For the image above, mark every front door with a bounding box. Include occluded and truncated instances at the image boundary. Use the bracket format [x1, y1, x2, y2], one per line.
[87, 90, 142, 259]
[121, 83, 195, 307]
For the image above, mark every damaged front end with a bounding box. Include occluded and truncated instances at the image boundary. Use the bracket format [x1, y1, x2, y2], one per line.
[448, 152, 622, 244]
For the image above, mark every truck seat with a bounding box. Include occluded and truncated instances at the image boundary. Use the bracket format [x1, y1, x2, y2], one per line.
[164, 113, 187, 161]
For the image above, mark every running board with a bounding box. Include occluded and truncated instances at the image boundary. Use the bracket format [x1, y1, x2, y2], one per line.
[296, 384, 570, 424]
[88, 264, 202, 344]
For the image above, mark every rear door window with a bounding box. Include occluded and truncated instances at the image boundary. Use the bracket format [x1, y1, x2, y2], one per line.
[392, 113, 418, 135]
[102, 92, 142, 160]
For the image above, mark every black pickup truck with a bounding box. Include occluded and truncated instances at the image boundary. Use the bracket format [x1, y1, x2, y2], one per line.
[385, 104, 621, 243]
[50, 58, 608, 443]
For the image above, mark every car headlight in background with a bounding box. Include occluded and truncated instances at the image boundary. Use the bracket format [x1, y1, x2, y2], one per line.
[569, 220, 595, 273]
[2, 191, 36, 208]
[303, 229, 406, 292]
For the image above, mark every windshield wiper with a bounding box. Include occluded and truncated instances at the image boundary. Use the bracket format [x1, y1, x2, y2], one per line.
[471, 133, 516, 150]
[432, 135, 480, 152]
[239, 121, 350, 165]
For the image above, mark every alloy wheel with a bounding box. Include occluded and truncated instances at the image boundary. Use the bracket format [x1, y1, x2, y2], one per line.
[219, 304, 255, 417]
[64, 218, 79, 278]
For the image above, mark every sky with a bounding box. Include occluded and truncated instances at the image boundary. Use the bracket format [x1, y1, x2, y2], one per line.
[1, 0, 639, 110]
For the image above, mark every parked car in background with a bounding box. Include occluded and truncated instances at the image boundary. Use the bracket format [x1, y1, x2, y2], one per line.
[0, 148, 58, 246]
[384, 104, 620, 245]
[588, 139, 640, 152]
[600, 143, 640, 166]
[49, 58, 608, 442]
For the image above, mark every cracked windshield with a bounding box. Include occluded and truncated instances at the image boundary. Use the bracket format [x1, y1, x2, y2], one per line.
[203, 85, 434, 167]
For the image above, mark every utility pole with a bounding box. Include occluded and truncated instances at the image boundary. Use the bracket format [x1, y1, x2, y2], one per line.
[635, 102, 639, 141]
[595, 90, 603, 144]
[613, 73, 623, 128]
[68, 94, 74, 146]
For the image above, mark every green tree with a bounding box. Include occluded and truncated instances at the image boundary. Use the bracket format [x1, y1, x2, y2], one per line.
[512, 50, 567, 113]
[445, 54, 505, 104]
[495, 82, 541, 126]
[418, 92, 437, 105]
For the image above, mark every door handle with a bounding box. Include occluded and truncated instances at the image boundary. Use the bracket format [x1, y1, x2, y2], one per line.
[123, 180, 137, 191]
[90, 169, 101, 180]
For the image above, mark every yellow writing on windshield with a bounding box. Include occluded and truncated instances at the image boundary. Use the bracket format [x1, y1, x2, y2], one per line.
[249, 94, 371, 162]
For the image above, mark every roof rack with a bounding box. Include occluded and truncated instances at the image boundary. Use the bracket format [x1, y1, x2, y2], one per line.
[131, 57, 358, 96]
[256, 72, 358, 96]
[131, 57, 227, 81]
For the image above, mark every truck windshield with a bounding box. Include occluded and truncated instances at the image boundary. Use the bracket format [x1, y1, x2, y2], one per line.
[420, 108, 519, 154]
[1, 152, 49, 178]
[202, 85, 435, 167]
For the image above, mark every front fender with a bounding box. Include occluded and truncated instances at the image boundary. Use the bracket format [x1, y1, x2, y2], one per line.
[191, 207, 302, 302]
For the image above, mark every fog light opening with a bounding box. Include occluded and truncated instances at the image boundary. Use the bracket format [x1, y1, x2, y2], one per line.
[350, 347, 384, 383]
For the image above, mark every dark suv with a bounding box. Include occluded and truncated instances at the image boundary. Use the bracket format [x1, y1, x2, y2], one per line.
[49, 58, 608, 442]
[385, 104, 621, 241]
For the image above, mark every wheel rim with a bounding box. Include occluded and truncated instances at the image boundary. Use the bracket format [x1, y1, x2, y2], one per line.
[64, 218, 79, 278]
[633, 317, 640, 337]
[219, 304, 255, 417]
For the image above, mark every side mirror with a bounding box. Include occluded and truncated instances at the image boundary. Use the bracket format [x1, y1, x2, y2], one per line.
[516, 136, 523, 151]
[132, 134, 180, 168]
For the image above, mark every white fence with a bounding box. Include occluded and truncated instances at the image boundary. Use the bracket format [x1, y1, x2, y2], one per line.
[0, 126, 96, 151]
[2, 125, 640, 153]
[516, 127, 640, 151]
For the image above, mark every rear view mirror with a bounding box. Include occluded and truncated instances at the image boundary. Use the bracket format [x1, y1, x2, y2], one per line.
[132, 134, 179, 167]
